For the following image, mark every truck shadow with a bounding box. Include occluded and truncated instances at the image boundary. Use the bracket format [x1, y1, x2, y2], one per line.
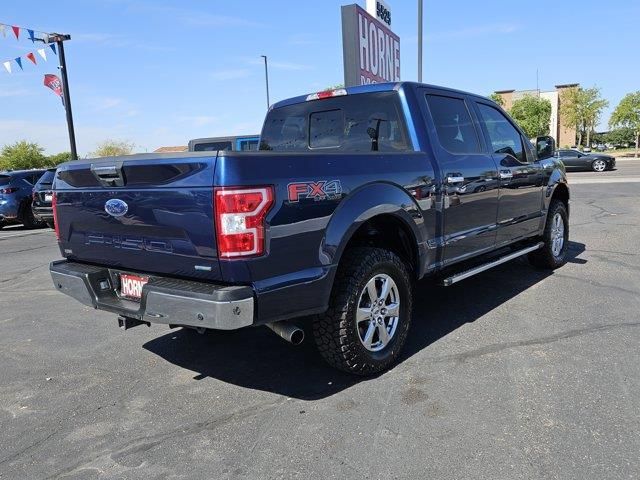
[143, 241, 586, 400]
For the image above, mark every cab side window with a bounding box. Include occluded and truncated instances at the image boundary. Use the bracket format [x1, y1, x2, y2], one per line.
[425, 94, 480, 154]
[477, 103, 526, 163]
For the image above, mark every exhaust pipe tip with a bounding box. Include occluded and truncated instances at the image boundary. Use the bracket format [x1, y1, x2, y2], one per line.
[266, 321, 305, 345]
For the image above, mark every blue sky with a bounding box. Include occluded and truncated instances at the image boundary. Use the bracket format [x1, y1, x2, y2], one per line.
[1, 0, 638, 155]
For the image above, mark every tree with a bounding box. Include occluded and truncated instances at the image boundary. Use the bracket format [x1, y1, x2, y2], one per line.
[509, 95, 552, 138]
[609, 91, 640, 157]
[0, 141, 47, 170]
[47, 152, 72, 165]
[92, 140, 135, 157]
[489, 93, 505, 107]
[560, 86, 608, 148]
[604, 127, 636, 147]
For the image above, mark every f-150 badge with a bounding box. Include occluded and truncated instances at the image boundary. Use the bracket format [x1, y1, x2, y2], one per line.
[287, 180, 342, 202]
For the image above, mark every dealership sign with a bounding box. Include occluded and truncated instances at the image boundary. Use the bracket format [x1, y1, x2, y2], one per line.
[366, 0, 391, 26]
[341, 3, 400, 87]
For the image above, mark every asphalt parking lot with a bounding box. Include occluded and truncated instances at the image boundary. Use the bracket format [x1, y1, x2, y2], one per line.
[1, 162, 639, 479]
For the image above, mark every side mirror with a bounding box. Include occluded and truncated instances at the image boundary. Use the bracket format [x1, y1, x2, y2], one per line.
[535, 135, 556, 159]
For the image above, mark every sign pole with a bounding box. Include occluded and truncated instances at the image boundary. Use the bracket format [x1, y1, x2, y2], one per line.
[261, 55, 270, 110]
[50, 33, 77, 160]
[418, 0, 423, 83]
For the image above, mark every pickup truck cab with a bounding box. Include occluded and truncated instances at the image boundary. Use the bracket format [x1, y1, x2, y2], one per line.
[50, 82, 569, 375]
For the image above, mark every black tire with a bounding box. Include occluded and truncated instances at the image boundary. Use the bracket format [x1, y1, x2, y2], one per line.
[528, 200, 569, 269]
[313, 247, 413, 375]
[20, 204, 38, 228]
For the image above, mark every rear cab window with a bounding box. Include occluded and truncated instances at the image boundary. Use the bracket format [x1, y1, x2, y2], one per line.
[0, 175, 10, 186]
[260, 91, 411, 152]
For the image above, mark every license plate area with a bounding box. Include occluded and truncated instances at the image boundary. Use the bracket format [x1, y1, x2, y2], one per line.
[119, 273, 149, 300]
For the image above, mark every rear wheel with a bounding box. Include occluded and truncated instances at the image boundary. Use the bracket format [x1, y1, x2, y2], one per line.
[592, 159, 607, 172]
[313, 247, 413, 375]
[528, 200, 569, 269]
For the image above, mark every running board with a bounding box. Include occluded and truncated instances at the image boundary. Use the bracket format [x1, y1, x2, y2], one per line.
[441, 242, 544, 286]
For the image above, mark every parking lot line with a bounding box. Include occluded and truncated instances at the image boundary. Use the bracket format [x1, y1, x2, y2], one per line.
[569, 176, 640, 184]
[0, 229, 53, 240]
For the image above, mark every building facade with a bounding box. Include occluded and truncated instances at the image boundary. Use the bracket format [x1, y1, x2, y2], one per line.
[494, 84, 578, 147]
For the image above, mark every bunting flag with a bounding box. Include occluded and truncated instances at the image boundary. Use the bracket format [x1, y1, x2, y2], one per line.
[1, 47, 52, 74]
[43, 73, 64, 106]
[0, 22, 58, 74]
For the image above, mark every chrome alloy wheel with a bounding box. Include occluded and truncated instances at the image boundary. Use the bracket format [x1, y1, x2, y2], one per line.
[355, 274, 400, 352]
[551, 212, 565, 257]
[593, 159, 607, 172]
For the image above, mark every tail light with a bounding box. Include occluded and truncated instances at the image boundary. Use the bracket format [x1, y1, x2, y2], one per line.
[52, 192, 60, 241]
[214, 186, 274, 258]
[0, 187, 18, 194]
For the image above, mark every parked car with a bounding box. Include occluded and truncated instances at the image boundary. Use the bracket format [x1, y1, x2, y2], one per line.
[50, 82, 569, 375]
[554, 149, 615, 172]
[0, 169, 46, 229]
[32, 168, 57, 228]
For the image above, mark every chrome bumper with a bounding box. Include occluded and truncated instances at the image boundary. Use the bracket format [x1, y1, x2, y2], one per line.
[50, 260, 254, 330]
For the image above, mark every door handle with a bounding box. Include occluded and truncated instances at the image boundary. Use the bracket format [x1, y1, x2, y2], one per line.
[499, 171, 513, 180]
[446, 176, 465, 184]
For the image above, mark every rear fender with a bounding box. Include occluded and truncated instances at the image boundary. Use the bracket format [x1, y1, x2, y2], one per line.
[323, 182, 426, 274]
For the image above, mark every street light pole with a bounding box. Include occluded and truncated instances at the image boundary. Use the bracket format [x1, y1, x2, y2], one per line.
[260, 55, 270, 110]
[50, 33, 77, 160]
[417, 0, 423, 83]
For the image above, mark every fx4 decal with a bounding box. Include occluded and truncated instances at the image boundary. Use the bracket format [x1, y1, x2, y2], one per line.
[287, 180, 342, 202]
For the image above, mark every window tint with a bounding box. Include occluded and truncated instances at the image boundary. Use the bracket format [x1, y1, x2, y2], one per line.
[193, 141, 233, 152]
[36, 169, 56, 186]
[260, 92, 409, 152]
[0, 175, 10, 186]
[425, 95, 479, 154]
[477, 103, 526, 163]
[238, 139, 259, 151]
[310, 109, 343, 148]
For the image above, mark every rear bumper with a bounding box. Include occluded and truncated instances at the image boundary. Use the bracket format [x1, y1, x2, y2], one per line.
[50, 260, 254, 330]
[32, 205, 53, 221]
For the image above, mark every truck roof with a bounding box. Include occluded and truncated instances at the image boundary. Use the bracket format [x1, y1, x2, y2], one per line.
[271, 81, 492, 110]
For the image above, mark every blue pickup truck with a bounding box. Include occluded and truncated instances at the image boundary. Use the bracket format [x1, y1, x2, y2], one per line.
[50, 82, 569, 375]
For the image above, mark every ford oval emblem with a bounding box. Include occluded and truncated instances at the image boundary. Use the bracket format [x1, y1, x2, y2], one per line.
[105, 198, 128, 217]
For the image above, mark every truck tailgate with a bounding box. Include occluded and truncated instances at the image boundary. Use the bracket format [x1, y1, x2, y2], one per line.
[54, 154, 222, 282]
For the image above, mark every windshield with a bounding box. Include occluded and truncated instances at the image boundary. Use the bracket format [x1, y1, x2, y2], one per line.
[0, 175, 11, 186]
[260, 91, 410, 152]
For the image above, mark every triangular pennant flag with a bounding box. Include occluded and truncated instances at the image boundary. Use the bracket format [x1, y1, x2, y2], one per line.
[37, 48, 47, 62]
[27, 29, 35, 42]
[15, 57, 23, 70]
[26, 52, 36, 65]
[0, 25, 6, 38]
[12, 26, 20, 40]
[3, 61, 11, 74]
[49, 43, 57, 55]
